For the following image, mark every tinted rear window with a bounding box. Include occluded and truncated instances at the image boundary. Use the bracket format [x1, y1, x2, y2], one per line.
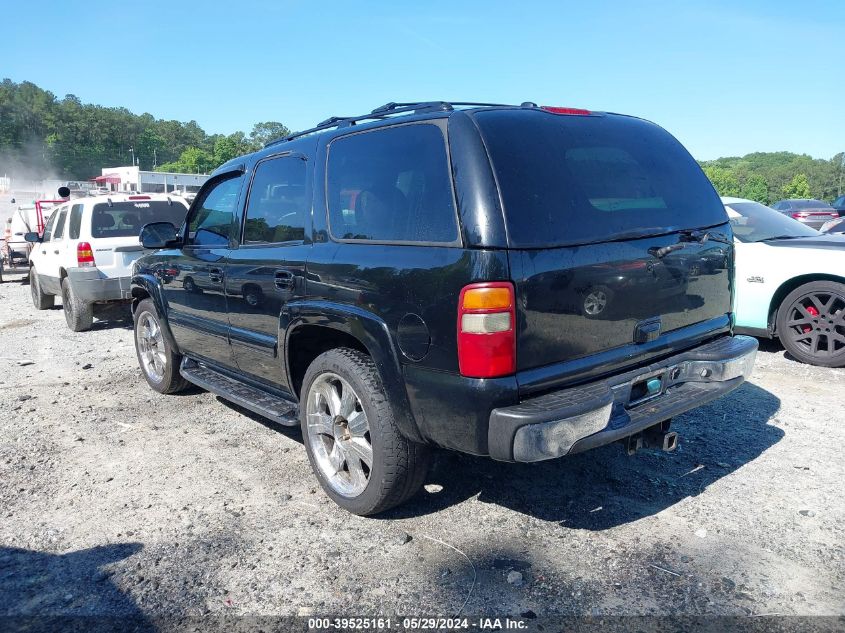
[91, 201, 188, 239]
[474, 110, 727, 247]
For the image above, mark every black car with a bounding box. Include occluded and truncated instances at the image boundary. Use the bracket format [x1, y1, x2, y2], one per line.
[131, 101, 757, 515]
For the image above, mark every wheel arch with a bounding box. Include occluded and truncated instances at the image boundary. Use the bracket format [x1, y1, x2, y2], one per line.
[283, 301, 424, 443]
[769, 273, 845, 335]
[130, 274, 180, 353]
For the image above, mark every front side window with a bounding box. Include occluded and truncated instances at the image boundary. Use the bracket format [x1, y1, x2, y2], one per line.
[326, 123, 459, 244]
[41, 208, 60, 242]
[243, 156, 308, 244]
[187, 174, 243, 247]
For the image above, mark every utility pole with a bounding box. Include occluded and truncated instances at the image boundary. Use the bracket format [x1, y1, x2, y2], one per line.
[840, 153, 844, 196]
[153, 148, 157, 169]
[129, 147, 135, 166]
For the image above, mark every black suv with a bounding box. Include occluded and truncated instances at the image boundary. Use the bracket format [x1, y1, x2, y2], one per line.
[132, 101, 757, 515]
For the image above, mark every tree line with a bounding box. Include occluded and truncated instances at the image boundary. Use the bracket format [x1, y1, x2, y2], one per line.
[2, 78, 843, 202]
[699, 152, 843, 204]
[0, 79, 289, 179]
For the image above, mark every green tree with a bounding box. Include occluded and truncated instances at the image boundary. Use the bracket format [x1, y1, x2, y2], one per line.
[157, 147, 215, 174]
[703, 166, 740, 197]
[249, 121, 291, 147]
[782, 173, 811, 198]
[740, 173, 770, 203]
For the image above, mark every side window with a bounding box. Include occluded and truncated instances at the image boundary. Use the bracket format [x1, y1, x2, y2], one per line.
[52, 209, 68, 241]
[326, 123, 459, 244]
[187, 174, 243, 247]
[68, 204, 84, 239]
[243, 156, 308, 244]
[41, 209, 60, 242]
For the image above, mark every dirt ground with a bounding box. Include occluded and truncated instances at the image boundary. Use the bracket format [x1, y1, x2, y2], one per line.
[1, 275, 843, 624]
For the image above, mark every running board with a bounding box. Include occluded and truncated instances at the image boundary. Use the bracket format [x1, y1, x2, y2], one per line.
[180, 359, 299, 426]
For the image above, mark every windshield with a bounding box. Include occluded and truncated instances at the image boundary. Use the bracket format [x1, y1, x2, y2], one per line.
[91, 200, 188, 239]
[474, 110, 728, 247]
[725, 201, 819, 242]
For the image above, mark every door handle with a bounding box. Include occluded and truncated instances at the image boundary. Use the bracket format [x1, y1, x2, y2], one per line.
[53, 250, 60, 254]
[274, 270, 294, 290]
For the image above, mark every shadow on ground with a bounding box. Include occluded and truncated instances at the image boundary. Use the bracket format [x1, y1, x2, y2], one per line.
[0, 542, 153, 631]
[212, 378, 781, 530]
[389, 382, 782, 528]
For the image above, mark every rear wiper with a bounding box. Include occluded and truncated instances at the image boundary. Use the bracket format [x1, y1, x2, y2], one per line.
[679, 229, 732, 245]
[649, 229, 732, 258]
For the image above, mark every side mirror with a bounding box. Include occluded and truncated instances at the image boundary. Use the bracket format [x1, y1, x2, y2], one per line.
[140, 222, 179, 249]
[24, 232, 41, 243]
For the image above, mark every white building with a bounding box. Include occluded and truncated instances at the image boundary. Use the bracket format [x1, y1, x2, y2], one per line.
[96, 166, 209, 195]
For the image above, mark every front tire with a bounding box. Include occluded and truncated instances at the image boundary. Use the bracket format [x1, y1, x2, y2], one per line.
[133, 298, 189, 394]
[776, 280, 845, 368]
[300, 348, 431, 516]
[30, 268, 54, 310]
[61, 278, 93, 332]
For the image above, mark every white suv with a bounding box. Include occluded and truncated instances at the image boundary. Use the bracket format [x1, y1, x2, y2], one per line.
[27, 194, 189, 331]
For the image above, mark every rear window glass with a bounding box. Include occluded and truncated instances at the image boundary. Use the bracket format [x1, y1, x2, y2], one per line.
[327, 123, 459, 244]
[90, 201, 188, 239]
[474, 110, 727, 247]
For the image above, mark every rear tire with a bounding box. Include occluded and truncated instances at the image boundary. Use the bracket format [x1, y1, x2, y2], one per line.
[300, 348, 431, 516]
[30, 268, 54, 310]
[61, 278, 93, 332]
[133, 298, 189, 394]
[776, 280, 845, 368]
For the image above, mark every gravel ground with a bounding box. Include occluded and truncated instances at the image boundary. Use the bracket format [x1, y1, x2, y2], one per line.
[1, 276, 843, 623]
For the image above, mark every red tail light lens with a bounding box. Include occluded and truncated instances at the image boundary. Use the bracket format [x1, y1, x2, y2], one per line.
[457, 282, 516, 378]
[128, 195, 150, 200]
[791, 212, 808, 219]
[541, 106, 591, 115]
[77, 242, 95, 267]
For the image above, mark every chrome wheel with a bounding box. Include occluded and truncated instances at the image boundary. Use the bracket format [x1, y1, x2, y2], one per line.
[305, 372, 372, 498]
[136, 311, 166, 382]
[584, 289, 608, 316]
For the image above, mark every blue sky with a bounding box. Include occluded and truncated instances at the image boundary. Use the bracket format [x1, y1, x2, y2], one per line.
[2, 0, 842, 160]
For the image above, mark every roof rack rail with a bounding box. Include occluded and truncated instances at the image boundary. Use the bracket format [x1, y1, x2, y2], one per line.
[264, 100, 526, 148]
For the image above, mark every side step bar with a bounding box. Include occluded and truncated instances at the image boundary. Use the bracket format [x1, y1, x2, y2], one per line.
[180, 359, 299, 427]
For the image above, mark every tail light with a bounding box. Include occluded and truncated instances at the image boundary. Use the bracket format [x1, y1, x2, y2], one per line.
[791, 212, 808, 219]
[128, 195, 150, 200]
[541, 106, 591, 115]
[77, 242, 95, 267]
[457, 282, 516, 378]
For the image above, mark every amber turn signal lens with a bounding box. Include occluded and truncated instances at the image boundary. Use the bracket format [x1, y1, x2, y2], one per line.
[461, 287, 512, 310]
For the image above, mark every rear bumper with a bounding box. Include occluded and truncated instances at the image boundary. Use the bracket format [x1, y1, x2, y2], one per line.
[488, 335, 758, 462]
[67, 268, 132, 303]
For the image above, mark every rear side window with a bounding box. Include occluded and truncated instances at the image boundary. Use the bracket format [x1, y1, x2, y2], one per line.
[243, 156, 308, 244]
[68, 204, 83, 239]
[91, 201, 188, 239]
[475, 110, 727, 247]
[52, 209, 68, 240]
[327, 123, 459, 244]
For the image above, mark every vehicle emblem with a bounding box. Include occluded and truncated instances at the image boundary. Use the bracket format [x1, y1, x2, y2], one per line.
[747, 276, 764, 283]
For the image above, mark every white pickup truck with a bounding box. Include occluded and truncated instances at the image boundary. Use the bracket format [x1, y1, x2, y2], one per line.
[26, 193, 189, 331]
